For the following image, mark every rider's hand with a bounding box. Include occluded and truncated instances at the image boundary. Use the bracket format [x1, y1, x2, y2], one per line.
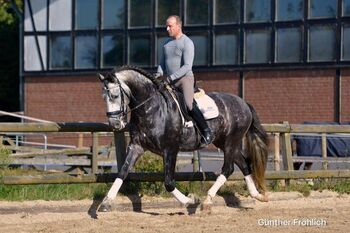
[154, 74, 172, 89]
[154, 73, 161, 79]
[159, 75, 172, 84]
[154, 76, 167, 89]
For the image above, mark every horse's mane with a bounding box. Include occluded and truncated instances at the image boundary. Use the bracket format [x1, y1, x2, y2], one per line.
[112, 65, 157, 84]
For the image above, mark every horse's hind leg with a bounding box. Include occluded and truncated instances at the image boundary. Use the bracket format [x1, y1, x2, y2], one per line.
[203, 140, 267, 209]
[233, 148, 268, 202]
[234, 149, 268, 202]
[202, 145, 237, 207]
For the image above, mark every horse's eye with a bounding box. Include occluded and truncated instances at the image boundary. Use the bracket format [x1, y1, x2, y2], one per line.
[111, 92, 119, 98]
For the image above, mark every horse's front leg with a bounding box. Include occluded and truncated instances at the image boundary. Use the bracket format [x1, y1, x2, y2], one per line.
[164, 148, 197, 206]
[99, 142, 144, 212]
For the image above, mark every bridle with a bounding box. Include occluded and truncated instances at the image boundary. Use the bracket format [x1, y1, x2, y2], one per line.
[103, 74, 155, 120]
[104, 77, 129, 119]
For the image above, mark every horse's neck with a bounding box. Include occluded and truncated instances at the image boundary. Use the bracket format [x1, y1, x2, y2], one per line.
[122, 74, 162, 109]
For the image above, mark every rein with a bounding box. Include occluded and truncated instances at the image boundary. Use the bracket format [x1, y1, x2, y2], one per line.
[125, 95, 155, 115]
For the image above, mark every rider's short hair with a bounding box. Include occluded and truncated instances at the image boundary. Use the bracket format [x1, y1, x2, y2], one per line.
[167, 15, 182, 27]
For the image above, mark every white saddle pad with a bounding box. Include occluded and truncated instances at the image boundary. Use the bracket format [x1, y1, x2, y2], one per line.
[194, 89, 219, 120]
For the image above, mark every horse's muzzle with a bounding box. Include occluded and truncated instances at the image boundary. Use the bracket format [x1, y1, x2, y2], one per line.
[108, 117, 126, 130]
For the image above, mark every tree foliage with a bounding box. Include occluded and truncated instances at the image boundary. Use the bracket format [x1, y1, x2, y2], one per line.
[0, 0, 20, 25]
[0, 0, 22, 121]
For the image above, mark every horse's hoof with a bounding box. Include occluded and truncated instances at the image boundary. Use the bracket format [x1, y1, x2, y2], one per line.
[98, 198, 113, 212]
[188, 193, 201, 205]
[200, 196, 213, 212]
[201, 202, 212, 212]
[254, 193, 269, 202]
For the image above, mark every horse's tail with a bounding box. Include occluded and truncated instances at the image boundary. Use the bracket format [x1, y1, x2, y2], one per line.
[246, 103, 269, 192]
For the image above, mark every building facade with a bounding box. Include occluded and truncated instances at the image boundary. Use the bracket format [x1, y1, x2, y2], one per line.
[23, 0, 350, 124]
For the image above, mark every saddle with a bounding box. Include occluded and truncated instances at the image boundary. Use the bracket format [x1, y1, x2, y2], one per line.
[169, 86, 219, 127]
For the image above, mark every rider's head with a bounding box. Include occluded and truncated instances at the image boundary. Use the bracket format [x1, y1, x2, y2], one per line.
[166, 15, 183, 39]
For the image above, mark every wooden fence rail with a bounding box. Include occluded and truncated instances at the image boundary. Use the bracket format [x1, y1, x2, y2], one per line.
[2, 170, 350, 185]
[1, 122, 350, 185]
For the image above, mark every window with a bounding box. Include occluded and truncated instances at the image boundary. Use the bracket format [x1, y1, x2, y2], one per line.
[24, 36, 47, 71]
[214, 0, 240, 24]
[24, 0, 47, 32]
[185, 0, 209, 25]
[276, 0, 303, 21]
[276, 28, 302, 63]
[245, 0, 271, 22]
[309, 0, 337, 19]
[75, 35, 98, 69]
[75, 0, 98, 30]
[49, 0, 72, 31]
[129, 35, 151, 66]
[309, 25, 336, 61]
[343, 0, 350, 16]
[129, 0, 152, 27]
[50, 35, 72, 69]
[102, 0, 124, 29]
[189, 34, 208, 65]
[101, 34, 124, 68]
[245, 29, 271, 63]
[342, 24, 350, 60]
[156, 35, 169, 64]
[214, 32, 239, 65]
[157, 0, 180, 26]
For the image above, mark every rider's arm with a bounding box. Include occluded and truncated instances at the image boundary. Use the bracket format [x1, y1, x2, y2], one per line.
[156, 48, 166, 77]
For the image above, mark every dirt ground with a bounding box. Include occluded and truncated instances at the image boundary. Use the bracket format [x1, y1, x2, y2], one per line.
[0, 190, 349, 233]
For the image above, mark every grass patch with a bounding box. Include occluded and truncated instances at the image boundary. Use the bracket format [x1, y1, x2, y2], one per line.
[121, 151, 166, 196]
[0, 146, 11, 170]
[0, 183, 110, 201]
[312, 178, 350, 194]
[269, 181, 312, 197]
[268, 178, 350, 197]
[217, 181, 250, 197]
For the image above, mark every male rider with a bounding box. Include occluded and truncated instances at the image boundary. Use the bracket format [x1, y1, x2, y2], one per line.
[156, 15, 213, 145]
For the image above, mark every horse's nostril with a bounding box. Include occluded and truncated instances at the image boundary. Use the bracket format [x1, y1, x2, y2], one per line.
[109, 119, 117, 125]
[108, 118, 124, 130]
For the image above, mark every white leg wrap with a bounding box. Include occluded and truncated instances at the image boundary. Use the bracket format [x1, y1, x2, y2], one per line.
[106, 178, 123, 200]
[208, 174, 227, 198]
[245, 175, 259, 198]
[171, 188, 192, 205]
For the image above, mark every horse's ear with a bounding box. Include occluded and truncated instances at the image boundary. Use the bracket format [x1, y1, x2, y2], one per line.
[97, 73, 105, 82]
[106, 73, 117, 83]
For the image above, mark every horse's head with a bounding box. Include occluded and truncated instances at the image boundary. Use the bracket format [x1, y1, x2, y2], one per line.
[98, 72, 131, 130]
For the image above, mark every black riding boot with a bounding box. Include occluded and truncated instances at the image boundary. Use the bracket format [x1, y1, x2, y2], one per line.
[190, 103, 213, 145]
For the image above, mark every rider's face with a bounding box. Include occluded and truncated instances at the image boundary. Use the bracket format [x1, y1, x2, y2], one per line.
[166, 17, 181, 38]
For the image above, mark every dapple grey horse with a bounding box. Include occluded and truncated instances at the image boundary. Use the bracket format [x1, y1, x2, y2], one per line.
[97, 66, 268, 211]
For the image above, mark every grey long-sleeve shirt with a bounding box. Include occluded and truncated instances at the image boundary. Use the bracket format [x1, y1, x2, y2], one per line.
[157, 34, 194, 81]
